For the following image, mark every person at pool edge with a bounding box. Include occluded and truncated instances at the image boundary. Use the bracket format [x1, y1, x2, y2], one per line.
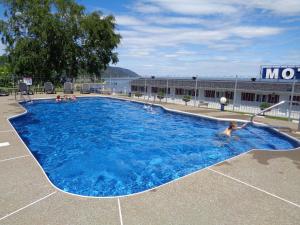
[56, 95, 62, 102]
[223, 121, 248, 137]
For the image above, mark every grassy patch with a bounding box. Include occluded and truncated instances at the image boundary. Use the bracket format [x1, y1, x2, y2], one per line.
[225, 110, 290, 121]
[225, 110, 250, 115]
[265, 115, 289, 121]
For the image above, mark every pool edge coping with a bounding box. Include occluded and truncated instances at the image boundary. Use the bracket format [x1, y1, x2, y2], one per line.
[5, 95, 300, 199]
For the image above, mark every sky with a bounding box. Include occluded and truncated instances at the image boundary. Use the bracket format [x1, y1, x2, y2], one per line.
[1, 0, 300, 78]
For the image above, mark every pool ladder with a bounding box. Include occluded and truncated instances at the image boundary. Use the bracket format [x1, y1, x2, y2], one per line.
[250, 101, 286, 122]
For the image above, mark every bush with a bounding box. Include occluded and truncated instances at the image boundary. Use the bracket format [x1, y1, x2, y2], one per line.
[260, 102, 270, 110]
[182, 95, 191, 106]
[157, 91, 165, 102]
[135, 92, 142, 98]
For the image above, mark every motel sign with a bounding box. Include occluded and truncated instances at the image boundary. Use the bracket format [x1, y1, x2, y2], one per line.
[261, 66, 300, 80]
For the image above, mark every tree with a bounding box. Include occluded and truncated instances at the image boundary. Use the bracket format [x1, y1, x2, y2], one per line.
[0, 55, 12, 87]
[135, 92, 142, 98]
[182, 95, 191, 106]
[80, 11, 120, 78]
[0, 0, 121, 84]
[157, 91, 165, 102]
[259, 102, 271, 115]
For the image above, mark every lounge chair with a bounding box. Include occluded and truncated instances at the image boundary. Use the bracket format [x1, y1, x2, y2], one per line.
[64, 82, 73, 94]
[18, 82, 32, 101]
[44, 82, 56, 94]
[80, 83, 91, 94]
[0, 89, 9, 96]
[19, 82, 29, 94]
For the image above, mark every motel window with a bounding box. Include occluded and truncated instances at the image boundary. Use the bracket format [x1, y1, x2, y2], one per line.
[131, 85, 138, 91]
[151, 87, 158, 93]
[267, 94, 279, 104]
[216, 91, 233, 99]
[289, 95, 300, 105]
[225, 91, 234, 100]
[138, 86, 147, 92]
[241, 92, 255, 101]
[175, 88, 184, 95]
[204, 90, 215, 98]
[157, 88, 170, 94]
[185, 90, 199, 96]
[256, 94, 267, 102]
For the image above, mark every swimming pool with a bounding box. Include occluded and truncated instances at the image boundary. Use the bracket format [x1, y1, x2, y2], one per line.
[10, 97, 299, 197]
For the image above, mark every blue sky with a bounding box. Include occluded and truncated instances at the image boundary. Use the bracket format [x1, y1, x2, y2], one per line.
[2, 0, 300, 77]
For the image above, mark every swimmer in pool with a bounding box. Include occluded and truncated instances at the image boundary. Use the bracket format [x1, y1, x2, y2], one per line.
[56, 95, 62, 102]
[223, 121, 248, 137]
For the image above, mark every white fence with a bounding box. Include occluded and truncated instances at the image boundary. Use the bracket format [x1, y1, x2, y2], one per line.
[131, 94, 300, 120]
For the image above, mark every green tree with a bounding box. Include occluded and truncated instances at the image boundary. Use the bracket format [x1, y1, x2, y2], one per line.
[80, 11, 120, 78]
[0, 0, 121, 84]
[0, 55, 12, 87]
[157, 91, 165, 102]
[182, 95, 191, 106]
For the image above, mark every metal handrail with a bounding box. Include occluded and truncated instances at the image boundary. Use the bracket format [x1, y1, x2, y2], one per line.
[250, 101, 286, 122]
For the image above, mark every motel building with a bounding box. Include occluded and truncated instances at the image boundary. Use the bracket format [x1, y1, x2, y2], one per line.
[130, 66, 300, 120]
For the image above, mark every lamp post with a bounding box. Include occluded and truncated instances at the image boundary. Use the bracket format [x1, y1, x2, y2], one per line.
[151, 76, 155, 102]
[220, 97, 227, 111]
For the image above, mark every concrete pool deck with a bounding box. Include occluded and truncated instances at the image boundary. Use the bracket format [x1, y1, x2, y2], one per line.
[0, 93, 299, 225]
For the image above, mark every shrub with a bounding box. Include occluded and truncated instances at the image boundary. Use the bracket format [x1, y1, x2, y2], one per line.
[157, 91, 165, 102]
[182, 95, 191, 106]
[135, 92, 142, 98]
[260, 102, 270, 110]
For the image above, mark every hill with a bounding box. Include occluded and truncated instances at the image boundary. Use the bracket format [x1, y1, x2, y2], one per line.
[102, 67, 140, 78]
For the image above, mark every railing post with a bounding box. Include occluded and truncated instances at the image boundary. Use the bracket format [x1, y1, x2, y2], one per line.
[288, 78, 296, 121]
[233, 75, 238, 111]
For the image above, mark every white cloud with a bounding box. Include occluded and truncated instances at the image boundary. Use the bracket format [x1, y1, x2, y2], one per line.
[238, 0, 300, 16]
[148, 0, 237, 15]
[229, 26, 283, 38]
[145, 0, 300, 16]
[134, 2, 162, 14]
[116, 15, 145, 26]
[115, 0, 299, 77]
[146, 16, 206, 25]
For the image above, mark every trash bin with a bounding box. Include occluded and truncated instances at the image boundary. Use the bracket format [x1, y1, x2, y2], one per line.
[128, 92, 132, 97]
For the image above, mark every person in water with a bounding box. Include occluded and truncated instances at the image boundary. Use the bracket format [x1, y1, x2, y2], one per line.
[56, 95, 62, 102]
[71, 95, 77, 101]
[223, 121, 248, 137]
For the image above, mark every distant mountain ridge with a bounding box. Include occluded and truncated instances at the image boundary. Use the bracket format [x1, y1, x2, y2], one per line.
[102, 67, 140, 78]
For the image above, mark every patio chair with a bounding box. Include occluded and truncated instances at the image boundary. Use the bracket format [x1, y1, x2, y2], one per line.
[44, 82, 56, 94]
[0, 88, 9, 96]
[64, 82, 73, 94]
[18, 82, 32, 102]
[80, 83, 91, 94]
[19, 82, 29, 94]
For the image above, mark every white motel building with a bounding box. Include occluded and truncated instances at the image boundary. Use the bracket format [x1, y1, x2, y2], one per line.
[129, 66, 300, 119]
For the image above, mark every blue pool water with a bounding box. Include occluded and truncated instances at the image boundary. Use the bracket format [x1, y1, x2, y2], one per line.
[10, 97, 299, 197]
